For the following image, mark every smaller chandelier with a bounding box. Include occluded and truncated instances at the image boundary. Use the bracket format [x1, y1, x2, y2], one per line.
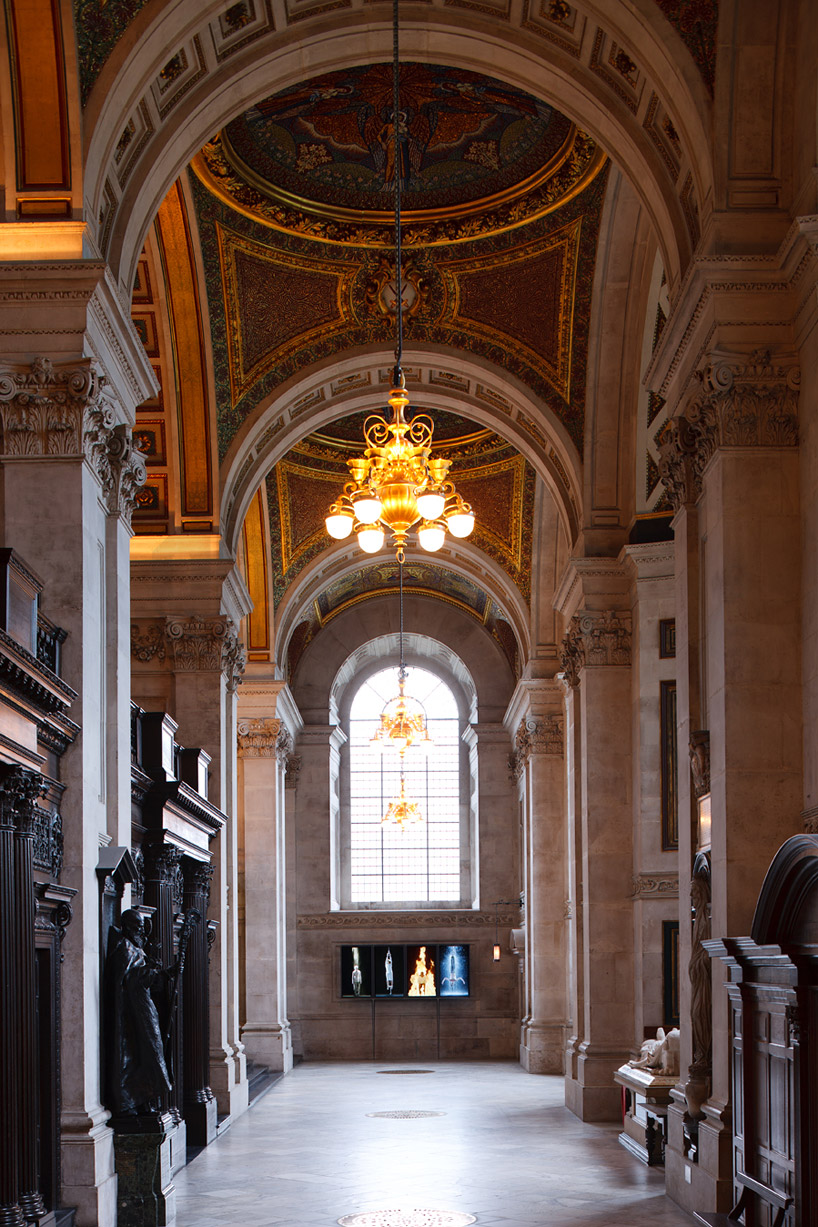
[370, 670, 433, 759]
[382, 768, 423, 831]
[324, 375, 475, 562]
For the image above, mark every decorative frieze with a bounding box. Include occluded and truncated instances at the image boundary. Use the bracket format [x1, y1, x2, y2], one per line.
[0, 357, 146, 523]
[631, 874, 679, 900]
[297, 909, 519, 929]
[237, 717, 280, 757]
[510, 714, 564, 777]
[559, 609, 632, 686]
[657, 350, 800, 512]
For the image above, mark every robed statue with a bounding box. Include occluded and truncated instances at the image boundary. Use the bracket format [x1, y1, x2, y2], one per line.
[105, 909, 173, 1116]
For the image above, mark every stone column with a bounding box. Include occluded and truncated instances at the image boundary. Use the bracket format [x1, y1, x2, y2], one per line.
[181, 861, 216, 1146]
[0, 769, 26, 1227]
[561, 674, 585, 1105]
[508, 684, 568, 1074]
[657, 349, 803, 1211]
[0, 276, 154, 1227]
[131, 565, 251, 1122]
[557, 565, 634, 1120]
[237, 693, 297, 1073]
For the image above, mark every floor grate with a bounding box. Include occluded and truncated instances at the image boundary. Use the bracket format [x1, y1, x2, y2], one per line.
[338, 1213, 476, 1227]
[376, 1069, 435, 1075]
[366, 1110, 446, 1118]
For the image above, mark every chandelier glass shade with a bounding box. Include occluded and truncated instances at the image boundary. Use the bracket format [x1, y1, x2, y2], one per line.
[370, 672, 433, 759]
[381, 768, 424, 830]
[324, 377, 475, 562]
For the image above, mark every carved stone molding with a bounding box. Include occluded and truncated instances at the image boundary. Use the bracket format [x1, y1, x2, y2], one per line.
[237, 717, 281, 757]
[657, 350, 800, 512]
[0, 763, 47, 835]
[0, 357, 146, 522]
[631, 873, 679, 899]
[510, 714, 564, 777]
[285, 753, 302, 788]
[689, 730, 710, 798]
[297, 910, 519, 929]
[559, 609, 632, 686]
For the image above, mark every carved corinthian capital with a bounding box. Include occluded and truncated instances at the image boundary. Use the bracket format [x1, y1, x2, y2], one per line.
[559, 609, 632, 686]
[0, 357, 146, 522]
[656, 349, 800, 512]
[510, 714, 565, 778]
[165, 616, 245, 690]
[237, 717, 281, 757]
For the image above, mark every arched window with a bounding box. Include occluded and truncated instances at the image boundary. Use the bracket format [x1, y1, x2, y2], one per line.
[340, 663, 475, 908]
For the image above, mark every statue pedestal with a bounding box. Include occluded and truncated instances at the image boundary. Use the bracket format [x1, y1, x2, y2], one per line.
[113, 1115, 176, 1227]
[614, 1065, 676, 1167]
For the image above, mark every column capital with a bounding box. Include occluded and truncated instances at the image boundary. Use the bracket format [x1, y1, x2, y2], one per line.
[237, 717, 281, 758]
[130, 615, 247, 691]
[509, 713, 564, 778]
[0, 763, 47, 835]
[657, 349, 800, 512]
[0, 357, 147, 525]
[559, 609, 632, 688]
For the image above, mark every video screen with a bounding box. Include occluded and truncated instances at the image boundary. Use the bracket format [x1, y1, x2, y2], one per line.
[340, 944, 470, 998]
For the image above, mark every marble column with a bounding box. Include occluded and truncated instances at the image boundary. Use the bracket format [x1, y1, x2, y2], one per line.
[131, 562, 251, 1122]
[0, 270, 155, 1227]
[237, 679, 299, 1073]
[507, 683, 568, 1074]
[657, 350, 803, 1211]
[557, 562, 634, 1120]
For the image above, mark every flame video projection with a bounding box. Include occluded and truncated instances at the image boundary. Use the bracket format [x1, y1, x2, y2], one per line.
[340, 944, 470, 998]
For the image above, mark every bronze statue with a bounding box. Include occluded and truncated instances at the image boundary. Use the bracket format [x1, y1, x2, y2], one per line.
[105, 910, 173, 1116]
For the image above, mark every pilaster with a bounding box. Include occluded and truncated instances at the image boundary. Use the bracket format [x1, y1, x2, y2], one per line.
[506, 681, 567, 1074]
[0, 265, 155, 1227]
[236, 672, 301, 1074]
[556, 560, 634, 1121]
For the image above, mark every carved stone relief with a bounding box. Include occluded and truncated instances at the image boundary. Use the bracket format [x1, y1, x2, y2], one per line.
[509, 713, 564, 778]
[131, 616, 246, 689]
[559, 609, 632, 687]
[237, 717, 280, 757]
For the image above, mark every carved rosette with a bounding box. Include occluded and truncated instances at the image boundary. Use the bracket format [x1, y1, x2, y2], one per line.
[510, 714, 564, 778]
[559, 609, 632, 687]
[657, 350, 800, 512]
[0, 357, 146, 523]
[237, 717, 281, 757]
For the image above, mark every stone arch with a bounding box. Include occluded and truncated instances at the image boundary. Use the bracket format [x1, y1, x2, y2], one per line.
[752, 833, 818, 948]
[220, 346, 582, 557]
[81, 2, 712, 296]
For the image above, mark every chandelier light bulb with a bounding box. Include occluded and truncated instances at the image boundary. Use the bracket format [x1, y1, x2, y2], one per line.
[325, 504, 354, 539]
[415, 488, 446, 520]
[353, 493, 383, 524]
[417, 520, 446, 552]
[356, 523, 385, 553]
[446, 504, 475, 538]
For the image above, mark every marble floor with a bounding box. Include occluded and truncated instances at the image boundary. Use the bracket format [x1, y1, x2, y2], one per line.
[174, 1062, 695, 1227]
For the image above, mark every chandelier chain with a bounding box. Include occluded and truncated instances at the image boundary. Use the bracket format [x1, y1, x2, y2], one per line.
[393, 0, 403, 383]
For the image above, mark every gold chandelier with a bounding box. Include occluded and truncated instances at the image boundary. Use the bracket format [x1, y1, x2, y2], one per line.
[382, 766, 423, 831]
[370, 556, 432, 762]
[324, 0, 475, 564]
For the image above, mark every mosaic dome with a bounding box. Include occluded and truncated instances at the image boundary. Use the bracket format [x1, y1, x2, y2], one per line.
[219, 62, 575, 220]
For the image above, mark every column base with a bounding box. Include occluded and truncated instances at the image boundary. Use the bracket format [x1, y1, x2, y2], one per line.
[209, 1047, 249, 1121]
[241, 1022, 294, 1073]
[565, 1043, 630, 1121]
[60, 1108, 117, 1227]
[519, 1022, 565, 1074]
[113, 1115, 175, 1227]
[664, 1092, 733, 1217]
[184, 1094, 217, 1149]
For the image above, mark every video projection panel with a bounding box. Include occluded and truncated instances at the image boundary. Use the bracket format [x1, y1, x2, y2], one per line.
[340, 944, 470, 998]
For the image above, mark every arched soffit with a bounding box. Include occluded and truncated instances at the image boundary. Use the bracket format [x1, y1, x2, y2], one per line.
[221, 347, 581, 558]
[329, 633, 479, 725]
[275, 537, 531, 686]
[583, 166, 657, 533]
[291, 594, 514, 724]
[752, 833, 818, 949]
[82, 3, 711, 298]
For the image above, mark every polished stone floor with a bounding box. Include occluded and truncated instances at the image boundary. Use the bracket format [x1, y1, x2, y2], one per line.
[175, 1062, 695, 1227]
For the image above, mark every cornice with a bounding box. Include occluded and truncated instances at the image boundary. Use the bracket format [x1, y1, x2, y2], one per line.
[297, 910, 519, 929]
